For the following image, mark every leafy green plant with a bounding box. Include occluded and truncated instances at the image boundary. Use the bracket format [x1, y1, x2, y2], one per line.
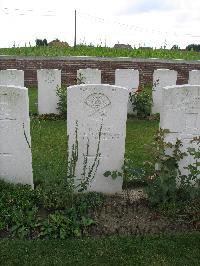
[77, 72, 86, 84]
[104, 158, 146, 186]
[40, 211, 74, 239]
[56, 86, 67, 118]
[10, 207, 41, 239]
[130, 86, 152, 118]
[67, 120, 103, 193]
[36, 182, 73, 209]
[0, 178, 104, 240]
[143, 129, 187, 205]
[179, 136, 200, 200]
[0, 180, 39, 238]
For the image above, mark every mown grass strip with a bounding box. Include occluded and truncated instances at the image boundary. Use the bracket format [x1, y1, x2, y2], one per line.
[0, 233, 199, 265]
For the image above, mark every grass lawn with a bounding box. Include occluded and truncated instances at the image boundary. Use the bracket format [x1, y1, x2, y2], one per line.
[0, 233, 199, 265]
[1, 45, 200, 61]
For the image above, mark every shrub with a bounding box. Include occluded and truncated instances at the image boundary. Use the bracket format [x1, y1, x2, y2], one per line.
[130, 86, 152, 118]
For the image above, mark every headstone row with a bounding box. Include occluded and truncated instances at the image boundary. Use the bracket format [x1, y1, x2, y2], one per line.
[1, 83, 199, 191]
[0, 68, 200, 116]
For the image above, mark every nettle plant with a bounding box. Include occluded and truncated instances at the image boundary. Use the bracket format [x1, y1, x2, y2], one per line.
[56, 86, 67, 118]
[144, 129, 200, 204]
[104, 129, 200, 205]
[180, 136, 200, 199]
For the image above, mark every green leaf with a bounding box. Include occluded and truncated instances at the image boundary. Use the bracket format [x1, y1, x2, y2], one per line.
[104, 171, 111, 177]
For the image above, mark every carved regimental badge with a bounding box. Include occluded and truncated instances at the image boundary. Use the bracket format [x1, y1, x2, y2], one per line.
[84, 93, 111, 117]
[45, 72, 56, 84]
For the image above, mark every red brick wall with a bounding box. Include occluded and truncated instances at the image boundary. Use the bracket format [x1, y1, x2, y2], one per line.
[0, 56, 200, 87]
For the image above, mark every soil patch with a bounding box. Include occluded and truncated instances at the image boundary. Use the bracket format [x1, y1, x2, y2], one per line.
[88, 189, 199, 236]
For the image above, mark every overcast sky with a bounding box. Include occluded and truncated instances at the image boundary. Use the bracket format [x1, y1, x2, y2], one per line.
[0, 0, 200, 49]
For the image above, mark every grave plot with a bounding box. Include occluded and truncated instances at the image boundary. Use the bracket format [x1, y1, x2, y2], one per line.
[77, 68, 101, 84]
[0, 69, 24, 86]
[115, 69, 139, 114]
[37, 69, 61, 114]
[160, 84, 200, 184]
[67, 84, 129, 193]
[152, 69, 177, 114]
[0, 85, 33, 187]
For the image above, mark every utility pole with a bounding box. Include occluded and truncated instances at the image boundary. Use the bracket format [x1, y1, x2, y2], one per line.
[74, 9, 77, 48]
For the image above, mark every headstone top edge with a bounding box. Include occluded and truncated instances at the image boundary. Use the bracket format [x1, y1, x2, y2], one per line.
[78, 68, 100, 70]
[154, 69, 177, 72]
[115, 69, 139, 72]
[68, 84, 131, 92]
[37, 69, 61, 72]
[163, 84, 200, 90]
[0, 85, 27, 91]
[0, 69, 23, 71]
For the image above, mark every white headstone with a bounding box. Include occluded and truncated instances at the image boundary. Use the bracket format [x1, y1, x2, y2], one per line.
[152, 69, 177, 114]
[37, 69, 61, 115]
[160, 85, 200, 184]
[0, 69, 24, 87]
[188, 70, 200, 85]
[0, 85, 33, 187]
[115, 69, 139, 114]
[77, 68, 101, 84]
[67, 84, 129, 194]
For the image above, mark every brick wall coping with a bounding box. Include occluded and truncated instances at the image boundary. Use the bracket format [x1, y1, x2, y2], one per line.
[0, 55, 200, 65]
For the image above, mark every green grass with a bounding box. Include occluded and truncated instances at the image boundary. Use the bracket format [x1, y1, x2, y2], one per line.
[0, 233, 199, 265]
[1, 45, 200, 60]
[28, 88, 158, 185]
[28, 87, 38, 114]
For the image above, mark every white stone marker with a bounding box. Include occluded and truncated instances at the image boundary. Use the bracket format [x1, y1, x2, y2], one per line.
[0, 69, 24, 87]
[160, 85, 200, 184]
[188, 70, 200, 85]
[115, 69, 139, 114]
[67, 84, 129, 194]
[0, 85, 33, 187]
[37, 69, 61, 114]
[152, 69, 177, 114]
[77, 68, 101, 84]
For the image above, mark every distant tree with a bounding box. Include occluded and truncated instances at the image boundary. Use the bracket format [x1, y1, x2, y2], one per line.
[35, 39, 48, 47]
[171, 45, 180, 50]
[43, 39, 48, 46]
[186, 44, 200, 52]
